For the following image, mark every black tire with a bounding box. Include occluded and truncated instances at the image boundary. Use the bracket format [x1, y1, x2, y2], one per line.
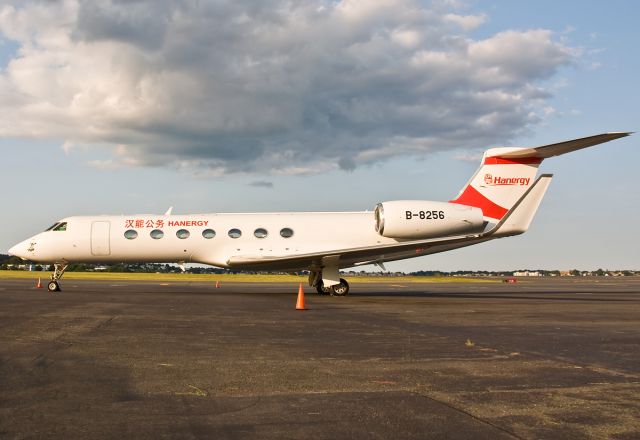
[330, 278, 350, 296]
[315, 281, 331, 295]
[47, 281, 60, 292]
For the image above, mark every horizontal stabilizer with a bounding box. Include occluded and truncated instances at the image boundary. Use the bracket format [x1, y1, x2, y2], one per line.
[494, 132, 631, 159]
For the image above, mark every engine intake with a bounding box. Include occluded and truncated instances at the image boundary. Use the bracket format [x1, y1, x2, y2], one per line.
[374, 200, 484, 239]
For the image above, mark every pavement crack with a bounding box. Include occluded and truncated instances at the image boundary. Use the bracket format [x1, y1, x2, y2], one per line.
[89, 315, 118, 333]
[413, 391, 526, 440]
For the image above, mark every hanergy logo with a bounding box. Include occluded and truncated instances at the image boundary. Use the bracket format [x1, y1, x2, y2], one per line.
[483, 173, 530, 186]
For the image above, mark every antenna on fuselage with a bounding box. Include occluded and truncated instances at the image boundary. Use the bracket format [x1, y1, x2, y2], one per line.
[164, 206, 173, 215]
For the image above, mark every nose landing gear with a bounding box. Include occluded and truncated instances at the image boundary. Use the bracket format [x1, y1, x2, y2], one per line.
[48, 263, 68, 292]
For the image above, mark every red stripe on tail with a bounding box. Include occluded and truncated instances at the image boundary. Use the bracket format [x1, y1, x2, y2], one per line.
[484, 156, 543, 165]
[450, 186, 508, 219]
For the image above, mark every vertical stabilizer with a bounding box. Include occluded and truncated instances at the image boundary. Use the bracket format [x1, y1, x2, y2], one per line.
[450, 149, 542, 221]
[450, 132, 631, 221]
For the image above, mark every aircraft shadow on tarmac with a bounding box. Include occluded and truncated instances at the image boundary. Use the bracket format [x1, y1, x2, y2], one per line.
[349, 291, 635, 301]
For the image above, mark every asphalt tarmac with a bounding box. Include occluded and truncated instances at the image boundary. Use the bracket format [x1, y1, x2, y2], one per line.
[1, 277, 639, 439]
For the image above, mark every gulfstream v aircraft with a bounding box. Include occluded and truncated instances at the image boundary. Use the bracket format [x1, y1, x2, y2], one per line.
[9, 132, 631, 293]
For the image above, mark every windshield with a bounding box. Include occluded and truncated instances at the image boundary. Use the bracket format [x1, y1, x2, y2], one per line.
[45, 222, 60, 231]
[52, 222, 67, 231]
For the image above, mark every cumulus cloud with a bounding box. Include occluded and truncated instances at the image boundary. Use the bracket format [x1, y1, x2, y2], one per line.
[0, 0, 574, 175]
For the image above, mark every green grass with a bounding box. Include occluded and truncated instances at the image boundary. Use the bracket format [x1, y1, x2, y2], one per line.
[0, 270, 497, 283]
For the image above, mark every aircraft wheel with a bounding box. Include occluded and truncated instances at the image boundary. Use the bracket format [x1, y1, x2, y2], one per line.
[47, 281, 61, 292]
[316, 281, 331, 295]
[330, 278, 350, 296]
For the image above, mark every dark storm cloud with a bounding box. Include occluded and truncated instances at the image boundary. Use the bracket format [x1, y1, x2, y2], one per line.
[0, 0, 574, 175]
[73, 0, 172, 51]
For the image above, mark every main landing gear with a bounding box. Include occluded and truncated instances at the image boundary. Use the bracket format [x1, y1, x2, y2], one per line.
[48, 263, 68, 292]
[311, 271, 350, 296]
[316, 282, 332, 295]
[329, 278, 350, 296]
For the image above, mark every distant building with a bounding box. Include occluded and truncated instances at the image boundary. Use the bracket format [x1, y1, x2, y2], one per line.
[513, 271, 541, 277]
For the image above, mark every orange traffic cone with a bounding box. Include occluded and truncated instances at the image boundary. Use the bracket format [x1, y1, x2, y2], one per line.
[215, 280, 220, 288]
[36, 278, 43, 288]
[295, 283, 306, 310]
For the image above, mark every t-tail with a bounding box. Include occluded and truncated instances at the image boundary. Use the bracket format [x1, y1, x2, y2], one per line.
[450, 132, 632, 230]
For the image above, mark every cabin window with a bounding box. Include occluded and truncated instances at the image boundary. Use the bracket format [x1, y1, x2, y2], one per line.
[53, 222, 67, 231]
[150, 229, 164, 240]
[124, 230, 138, 240]
[280, 227, 294, 238]
[176, 229, 190, 239]
[254, 228, 268, 238]
[228, 228, 242, 239]
[202, 229, 216, 239]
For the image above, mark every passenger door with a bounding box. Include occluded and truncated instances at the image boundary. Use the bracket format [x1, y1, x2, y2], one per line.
[91, 221, 111, 256]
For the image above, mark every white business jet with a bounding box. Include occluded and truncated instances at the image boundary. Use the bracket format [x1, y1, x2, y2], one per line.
[9, 132, 631, 293]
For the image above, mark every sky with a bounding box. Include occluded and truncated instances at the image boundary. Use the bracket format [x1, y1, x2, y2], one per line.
[0, 0, 637, 271]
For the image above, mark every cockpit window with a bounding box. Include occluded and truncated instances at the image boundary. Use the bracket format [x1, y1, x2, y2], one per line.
[52, 222, 67, 231]
[45, 222, 60, 231]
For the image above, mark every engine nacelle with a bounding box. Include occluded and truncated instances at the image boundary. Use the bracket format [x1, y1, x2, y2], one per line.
[374, 200, 484, 239]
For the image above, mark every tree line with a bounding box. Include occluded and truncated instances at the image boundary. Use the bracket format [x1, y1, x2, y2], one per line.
[1, 254, 637, 276]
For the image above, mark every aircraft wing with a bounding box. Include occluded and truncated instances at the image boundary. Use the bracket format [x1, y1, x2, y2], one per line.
[227, 175, 553, 271]
[227, 231, 489, 271]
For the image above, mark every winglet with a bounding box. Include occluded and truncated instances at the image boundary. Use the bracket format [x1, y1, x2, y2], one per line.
[486, 174, 553, 238]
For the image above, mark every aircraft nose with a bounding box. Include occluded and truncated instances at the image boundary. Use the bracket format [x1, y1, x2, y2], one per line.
[8, 241, 28, 260]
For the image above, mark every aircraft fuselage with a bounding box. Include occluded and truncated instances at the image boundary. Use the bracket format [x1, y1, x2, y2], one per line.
[10, 212, 392, 268]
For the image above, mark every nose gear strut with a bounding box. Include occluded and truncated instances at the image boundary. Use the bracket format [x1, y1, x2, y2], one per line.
[48, 263, 68, 292]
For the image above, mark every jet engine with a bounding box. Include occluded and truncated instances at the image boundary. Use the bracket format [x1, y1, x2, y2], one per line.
[374, 200, 484, 239]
